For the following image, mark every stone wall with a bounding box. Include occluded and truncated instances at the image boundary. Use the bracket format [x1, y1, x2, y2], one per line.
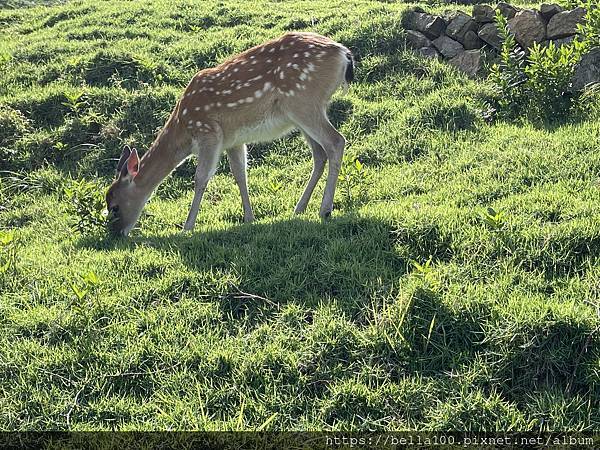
[402, 3, 586, 77]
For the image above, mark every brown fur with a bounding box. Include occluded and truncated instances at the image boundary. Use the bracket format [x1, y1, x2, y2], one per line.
[106, 32, 352, 235]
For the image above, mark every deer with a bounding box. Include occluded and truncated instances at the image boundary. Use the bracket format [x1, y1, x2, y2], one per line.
[106, 32, 354, 236]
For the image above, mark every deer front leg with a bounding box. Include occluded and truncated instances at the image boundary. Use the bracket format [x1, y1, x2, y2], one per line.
[183, 137, 222, 231]
[226, 144, 254, 223]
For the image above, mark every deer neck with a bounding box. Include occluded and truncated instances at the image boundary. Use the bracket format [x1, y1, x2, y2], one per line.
[132, 122, 190, 196]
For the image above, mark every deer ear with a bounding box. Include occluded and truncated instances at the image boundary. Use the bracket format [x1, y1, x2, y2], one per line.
[116, 145, 131, 173]
[125, 148, 140, 179]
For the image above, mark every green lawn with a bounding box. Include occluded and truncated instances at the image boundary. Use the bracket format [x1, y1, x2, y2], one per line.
[1, 0, 599, 431]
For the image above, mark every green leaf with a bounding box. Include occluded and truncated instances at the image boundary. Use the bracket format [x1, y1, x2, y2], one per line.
[71, 283, 87, 301]
[256, 413, 278, 431]
[82, 271, 99, 286]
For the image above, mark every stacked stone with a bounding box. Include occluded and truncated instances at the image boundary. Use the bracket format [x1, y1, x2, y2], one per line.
[403, 3, 587, 77]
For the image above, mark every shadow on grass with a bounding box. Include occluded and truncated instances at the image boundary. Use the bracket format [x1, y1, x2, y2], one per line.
[76, 215, 490, 375]
[69, 214, 600, 413]
[78, 215, 406, 307]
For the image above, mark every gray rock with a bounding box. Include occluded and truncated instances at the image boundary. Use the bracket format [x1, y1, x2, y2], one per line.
[478, 22, 502, 49]
[571, 47, 600, 91]
[403, 11, 447, 39]
[463, 30, 484, 49]
[547, 7, 586, 40]
[416, 46, 441, 60]
[497, 2, 518, 20]
[552, 35, 576, 47]
[432, 35, 465, 59]
[508, 9, 546, 49]
[540, 4, 564, 22]
[446, 11, 479, 45]
[449, 49, 483, 77]
[472, 5, 495, 23]
[406, 30, 433, 49]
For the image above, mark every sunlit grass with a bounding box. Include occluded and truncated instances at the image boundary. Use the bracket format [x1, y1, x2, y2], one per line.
[0, 0, 599, 431]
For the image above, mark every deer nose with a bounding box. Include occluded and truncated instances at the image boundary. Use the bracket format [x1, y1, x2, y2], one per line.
[107, 208, 122, 234]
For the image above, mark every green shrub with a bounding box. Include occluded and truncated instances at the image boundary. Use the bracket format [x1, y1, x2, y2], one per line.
[577, 1, 600, 50]
[561, 1, 600, 49]
[523, 41, 580, 122]
[489, 4, 599, 123]
[487, 13, 527, 120]
[489, 12, 577, 123]
[63, 178, 107, 234]
[338, 155, 371, 210]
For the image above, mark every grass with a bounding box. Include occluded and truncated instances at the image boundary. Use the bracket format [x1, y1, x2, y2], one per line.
[1, 0, 599, 432]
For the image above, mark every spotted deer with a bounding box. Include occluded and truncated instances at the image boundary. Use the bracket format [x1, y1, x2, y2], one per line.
[106, 32, 354, 235]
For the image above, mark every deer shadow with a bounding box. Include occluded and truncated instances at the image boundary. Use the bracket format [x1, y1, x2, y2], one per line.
[79, 215, 405, 312]
[76, 215, 489, 377]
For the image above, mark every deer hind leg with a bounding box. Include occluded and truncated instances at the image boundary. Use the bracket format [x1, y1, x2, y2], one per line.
[290, 109, 346, 218]
[294, 132, 327, 215]
[183, 132, 223, 231]
[226, 144, 254, 223]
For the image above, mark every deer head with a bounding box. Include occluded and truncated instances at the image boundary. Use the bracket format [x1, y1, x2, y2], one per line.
[105, 145, 146, 235]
